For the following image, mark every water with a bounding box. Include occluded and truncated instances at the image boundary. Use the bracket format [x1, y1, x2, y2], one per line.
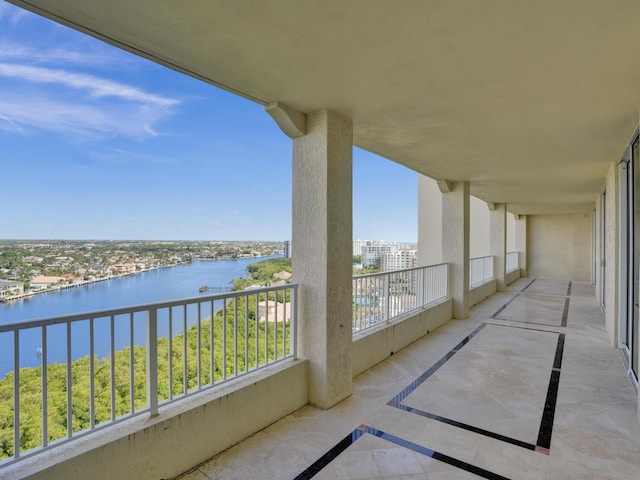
[0, 257, 278, 377]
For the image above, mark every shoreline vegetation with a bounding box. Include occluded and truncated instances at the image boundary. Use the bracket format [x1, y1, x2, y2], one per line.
[0, 257, 293, 461]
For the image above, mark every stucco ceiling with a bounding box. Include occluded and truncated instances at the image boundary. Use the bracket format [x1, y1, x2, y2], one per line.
[9, 0, 640, 214]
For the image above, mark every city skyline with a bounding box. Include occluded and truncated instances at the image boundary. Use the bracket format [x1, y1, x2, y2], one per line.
[0, 3, 418, 243]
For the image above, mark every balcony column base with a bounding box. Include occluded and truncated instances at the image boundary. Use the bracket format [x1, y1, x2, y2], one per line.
[490, 203, 507, 291]
[442, 181, 470, 319]
[292, 109, 353, 409]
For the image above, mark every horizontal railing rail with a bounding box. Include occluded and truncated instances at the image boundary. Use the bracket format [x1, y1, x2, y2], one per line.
[469, 256, 494, 287]
[0, 284, 297, 465]
[352, 263, 448, 333]
[506, 251, 519, 273]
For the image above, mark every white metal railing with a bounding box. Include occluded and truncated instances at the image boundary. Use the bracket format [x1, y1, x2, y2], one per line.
[469, 256, 494, 287]
[506, 251, 519, 272]
[352, 263, 448, 333]
[0, 284, 297, 465]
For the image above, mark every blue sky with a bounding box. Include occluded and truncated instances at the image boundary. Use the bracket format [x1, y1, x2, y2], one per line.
[0, 3, 417, 242]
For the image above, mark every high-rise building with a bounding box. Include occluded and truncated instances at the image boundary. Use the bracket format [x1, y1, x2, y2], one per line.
[283, 240, 291, 258]
[381, 249, 417, 272]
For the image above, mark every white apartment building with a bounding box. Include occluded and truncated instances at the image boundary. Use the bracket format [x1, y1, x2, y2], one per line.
[381, 249, 417, 272]
[360, 243, 396, 269]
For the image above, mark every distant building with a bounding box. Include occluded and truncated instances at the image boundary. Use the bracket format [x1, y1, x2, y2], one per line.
[257, 300, 291, 323]
[283, 240, 291, 258]
[381, 249, 417, 272]
[361, 243, 397, 269]
[30, 275, 65, 290]
[0, 279, 24, 299]
[353, 239, 369, 257]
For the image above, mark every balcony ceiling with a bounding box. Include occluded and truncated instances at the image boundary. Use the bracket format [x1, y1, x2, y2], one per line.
[10, 0, 640, 214]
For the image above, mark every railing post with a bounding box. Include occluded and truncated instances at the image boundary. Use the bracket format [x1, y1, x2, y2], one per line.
[417, 267, 425, 308]
[384, 273, 390, 322]
[291, 285, 298, 359]
[147, 308, 159, 417]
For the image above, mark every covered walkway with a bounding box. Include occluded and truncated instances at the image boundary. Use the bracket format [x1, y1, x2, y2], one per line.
[178, 278, 640, 480]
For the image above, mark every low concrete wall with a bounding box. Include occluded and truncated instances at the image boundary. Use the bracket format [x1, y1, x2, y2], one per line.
[10, 359, 308, 480]
[469, 279, 497, 307]
[352, 299, 452, 377]
[506, 268, 521, 285]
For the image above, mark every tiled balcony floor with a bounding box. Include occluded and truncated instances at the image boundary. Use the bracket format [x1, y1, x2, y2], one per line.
[175, 278, 640, 480]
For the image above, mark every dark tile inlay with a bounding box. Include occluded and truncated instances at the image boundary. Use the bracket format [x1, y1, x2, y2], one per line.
[388, 320, 567, 455]
[389, 323, 487, 405]
[392, 403, 536, 451]
[537, 334, 565, 451]
[293, 425, 512, 480]
[520, 278, 537, 292]
[491, 278, 537, 318]
[292, 428, 365, 480]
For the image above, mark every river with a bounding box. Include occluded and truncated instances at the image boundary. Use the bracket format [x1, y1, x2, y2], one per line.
[0, 256, 279, 377]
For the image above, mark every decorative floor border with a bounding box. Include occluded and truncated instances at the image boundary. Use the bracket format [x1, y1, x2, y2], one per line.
[293, 424, 511, 480]
[387, 321, 566, 455]
[492, 280, 571, 328]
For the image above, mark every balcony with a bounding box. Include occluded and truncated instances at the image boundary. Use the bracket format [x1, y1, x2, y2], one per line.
[174, 278, 640, 480]
[3, 1, 640, 478]
[4, 268, 640, 479]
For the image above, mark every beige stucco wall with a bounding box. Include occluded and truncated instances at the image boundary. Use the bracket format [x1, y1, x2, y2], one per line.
[604, 162, 619, 345]
[470, 196, 490, 258]
[352, 299, 452, 376]
[528, 212, 593, 281]
[9, 360, 308, 480]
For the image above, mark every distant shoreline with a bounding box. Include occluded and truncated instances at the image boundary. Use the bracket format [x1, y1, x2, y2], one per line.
[0, 255, 277, 304]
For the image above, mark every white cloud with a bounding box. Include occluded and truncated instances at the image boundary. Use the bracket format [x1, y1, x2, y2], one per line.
[0, 42, 117, 67]
[0, 63, 177, 107]
[0, 93, 172, 139]
[0, 63, 179, 139]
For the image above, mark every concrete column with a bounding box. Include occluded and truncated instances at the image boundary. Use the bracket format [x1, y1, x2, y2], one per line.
[442, 181, 470, 319]
[515, 215, 528, 277]
[417, 174, 443, 266]
[489, 203, 507, 291]
[292, 109, 353, 409]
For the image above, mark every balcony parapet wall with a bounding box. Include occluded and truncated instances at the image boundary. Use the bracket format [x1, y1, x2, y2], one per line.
[6, 360, 308, 480]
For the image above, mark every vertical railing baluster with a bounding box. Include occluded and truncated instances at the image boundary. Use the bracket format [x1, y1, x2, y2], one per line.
[129, 312, 135, 413]
[182, 304, 187, 393]
[234, 297, 238, 376]
[110, 315, 116, 421]
[222, 300, 227, 380]
[245, 293, 249, 373]
[147, 309, 158, 417]
[89, 318, 95, 429]
[292, 286, 298, 358]
[264, 292, 269, 365]
[66, 322, 72, 439]
[197, 303, 202, 389]
[13, 330, 20, 459]
[168, 308, 173, 400]
[41, 325, 48, 447]
[274, 291, 278, 360]
[209, 301, 214, 384]
[255, 293, 259, 369]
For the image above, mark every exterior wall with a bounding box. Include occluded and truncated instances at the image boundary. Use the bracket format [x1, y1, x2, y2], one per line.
[352, 299, 452, 376]
[507, 213, 516, 251]
[505, 268, 521, 285]
[604, 162, 620, 345]
[528, 213, 593, 281]
[469, 278, 497, 307]
[10, 360, 308, 480]
[417, 174, 443, 265]
[470, 196, 490, 258]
